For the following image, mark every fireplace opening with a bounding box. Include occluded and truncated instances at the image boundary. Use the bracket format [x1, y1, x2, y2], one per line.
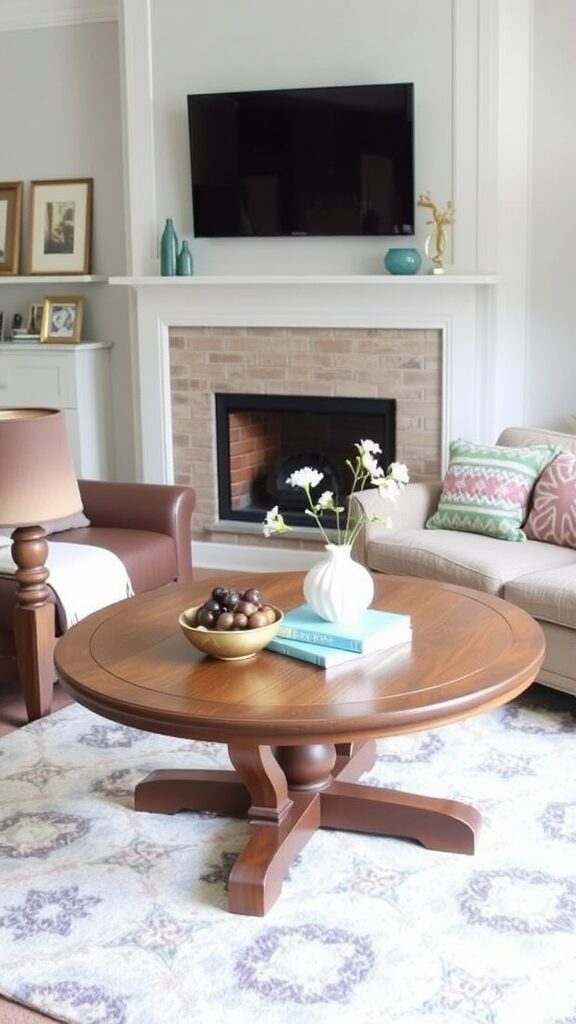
[215, 393, 396, 528]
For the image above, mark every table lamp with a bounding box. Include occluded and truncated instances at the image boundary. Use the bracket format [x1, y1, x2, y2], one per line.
[0, 409, 82, 713]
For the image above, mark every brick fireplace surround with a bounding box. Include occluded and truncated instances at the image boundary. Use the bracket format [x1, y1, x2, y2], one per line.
[121, 274, 497, 568]
[170, 325, 441, 555]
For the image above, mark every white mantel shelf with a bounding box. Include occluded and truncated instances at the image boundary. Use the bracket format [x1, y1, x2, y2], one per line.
[109, 274, 498, 287]
[1, 275, 107, 284]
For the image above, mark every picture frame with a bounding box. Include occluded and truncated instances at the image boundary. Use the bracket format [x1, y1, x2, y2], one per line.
[27, 303, 44, 335]
[27, 178, 93, 275]
[40, 296, 84, 344]
[0, 181, 23, 275]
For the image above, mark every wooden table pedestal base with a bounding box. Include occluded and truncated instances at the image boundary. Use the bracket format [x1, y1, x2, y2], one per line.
[134, 739, 481, 916]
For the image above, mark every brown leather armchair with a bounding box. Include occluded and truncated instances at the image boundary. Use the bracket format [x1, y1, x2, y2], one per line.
[0, 479, 195, 721]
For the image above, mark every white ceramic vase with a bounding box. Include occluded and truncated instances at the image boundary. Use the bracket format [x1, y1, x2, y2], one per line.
[303, 543, 374, 624]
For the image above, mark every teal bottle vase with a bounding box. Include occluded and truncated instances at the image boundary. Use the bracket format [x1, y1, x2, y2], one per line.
[177, 240, 193, 276]
[160, 218, 178, 276]
[383, 247, 422, 275]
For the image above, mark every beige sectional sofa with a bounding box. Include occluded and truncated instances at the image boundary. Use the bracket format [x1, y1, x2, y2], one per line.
[351, 427, 576, 697]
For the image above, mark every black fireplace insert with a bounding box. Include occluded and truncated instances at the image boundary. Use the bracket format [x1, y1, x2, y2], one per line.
[215, 393, 396, 529]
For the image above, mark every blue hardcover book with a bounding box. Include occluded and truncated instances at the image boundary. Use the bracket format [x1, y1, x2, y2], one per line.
[266, 636, 361, 668]
[277, 603, 412, 654]
[267, 633, 412, 669]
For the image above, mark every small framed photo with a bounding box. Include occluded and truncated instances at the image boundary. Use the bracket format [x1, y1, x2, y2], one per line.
[40, 296, 84, 344]
[27, 303, 44, 335]
[0, 181, 23, 275]
[27, 178, 93, 275]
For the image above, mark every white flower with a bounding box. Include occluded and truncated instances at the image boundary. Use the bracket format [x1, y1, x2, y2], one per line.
[374, 477, 397, 498]
[313, 491, 345, 515]
[368, 512, 392, 529]
[360, 451, 381, 476]
[316, 491, 335, 509]
[286, 467, 324, 489]
[262, 438, 409, 547]
[389, 461, 410, 485]
[263, 506, 291, 537]
[356, 439, 382, 456]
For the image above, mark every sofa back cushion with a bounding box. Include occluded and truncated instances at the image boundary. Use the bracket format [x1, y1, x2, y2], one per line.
[426, 438, 560, 542]
[498, 426, 576, 456]
[524, 452, 576, 548]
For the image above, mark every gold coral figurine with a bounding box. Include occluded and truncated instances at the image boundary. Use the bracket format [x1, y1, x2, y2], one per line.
[417, 192, 455, 274]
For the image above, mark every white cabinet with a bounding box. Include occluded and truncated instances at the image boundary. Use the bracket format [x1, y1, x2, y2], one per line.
[0, 342, 113, 478]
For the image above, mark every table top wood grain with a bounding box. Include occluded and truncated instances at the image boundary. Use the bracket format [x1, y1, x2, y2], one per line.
[55, 572, 545, 746]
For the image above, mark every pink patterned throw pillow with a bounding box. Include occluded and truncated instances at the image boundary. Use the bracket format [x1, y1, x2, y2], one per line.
[524, 452, 576, 548]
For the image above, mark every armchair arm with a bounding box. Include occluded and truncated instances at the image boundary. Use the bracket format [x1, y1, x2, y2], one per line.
[78, 480, 196, 581]
[350, 481, 442, 565]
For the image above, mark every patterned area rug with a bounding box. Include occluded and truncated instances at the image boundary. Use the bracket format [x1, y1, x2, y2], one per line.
[0, 688, 575, 1024]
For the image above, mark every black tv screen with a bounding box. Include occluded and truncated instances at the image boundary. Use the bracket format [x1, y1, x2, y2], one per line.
[187, 83, 414, 238]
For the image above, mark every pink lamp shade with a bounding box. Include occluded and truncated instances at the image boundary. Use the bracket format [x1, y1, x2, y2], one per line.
[0, 408, 82, 527]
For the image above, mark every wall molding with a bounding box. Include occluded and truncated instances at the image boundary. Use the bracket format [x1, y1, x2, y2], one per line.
[0, 0, 117, 32]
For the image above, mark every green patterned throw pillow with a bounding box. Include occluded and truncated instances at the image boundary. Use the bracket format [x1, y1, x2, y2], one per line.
[426, 439, 561, 542]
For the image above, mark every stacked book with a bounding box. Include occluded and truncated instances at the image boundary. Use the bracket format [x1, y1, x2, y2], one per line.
[267, 603, 412, 667]
[10, 330, 41, 344]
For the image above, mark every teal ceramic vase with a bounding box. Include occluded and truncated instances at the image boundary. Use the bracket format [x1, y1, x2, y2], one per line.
[160, 218, 178, 276]
[177, 240, 194, 276]
[384, 247, 422, 275]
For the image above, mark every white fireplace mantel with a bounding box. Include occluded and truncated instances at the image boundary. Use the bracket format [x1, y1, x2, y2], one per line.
[110, 274, 498, 287]
[110, 274, 499, 484]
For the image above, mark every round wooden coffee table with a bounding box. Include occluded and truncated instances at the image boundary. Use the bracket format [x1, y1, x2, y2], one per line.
[55, 572, 545, 916]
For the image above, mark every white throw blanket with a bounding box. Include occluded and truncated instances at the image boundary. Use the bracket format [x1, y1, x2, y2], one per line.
[0, 536, 134, 628]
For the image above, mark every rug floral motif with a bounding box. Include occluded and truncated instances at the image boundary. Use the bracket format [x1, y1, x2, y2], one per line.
[0, 688, 575, 1024]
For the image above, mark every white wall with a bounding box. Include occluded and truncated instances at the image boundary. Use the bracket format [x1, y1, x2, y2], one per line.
[0, 22, 126, 275]
[527, 0, 576, 431]
[136, 0, 576, 436]
[147, 0, 460, 277]
[2, 0, 575, 491]
[0, 19, 137, 479]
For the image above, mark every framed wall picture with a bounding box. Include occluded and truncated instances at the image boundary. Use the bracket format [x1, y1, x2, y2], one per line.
[27, 303, 44, 335]
[27, 178, 93, 275]
[0, 181, 23, 275]
[40, 296, 84, 344]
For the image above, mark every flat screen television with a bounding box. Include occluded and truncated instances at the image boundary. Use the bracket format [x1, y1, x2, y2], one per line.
[187, 83, 414, 238]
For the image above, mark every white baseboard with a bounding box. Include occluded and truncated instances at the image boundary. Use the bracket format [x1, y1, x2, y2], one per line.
[193, 541, 319, 573]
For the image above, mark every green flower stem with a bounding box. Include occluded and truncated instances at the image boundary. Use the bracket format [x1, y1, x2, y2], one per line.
[303, 485, 332, 545]
[343, 458, 366, 544]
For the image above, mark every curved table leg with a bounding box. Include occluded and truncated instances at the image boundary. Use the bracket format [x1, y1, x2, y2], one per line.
[135, 768, 250, 816]
[133, 739, 482, 916]
[228, 792, 321, 916]
[228, 743, 292, 822]
[333, 740, 377, 782]
[226, 744, 322, 915]
[320, 780, 481, 854]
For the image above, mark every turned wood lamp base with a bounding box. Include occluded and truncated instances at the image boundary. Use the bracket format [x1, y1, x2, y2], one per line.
[0, 407, 82, 722]
[135, 739, 481, 916]
[11, 525, 56, 721]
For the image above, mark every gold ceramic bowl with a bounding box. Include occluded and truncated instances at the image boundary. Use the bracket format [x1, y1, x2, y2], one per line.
[178, 605, 283, 661]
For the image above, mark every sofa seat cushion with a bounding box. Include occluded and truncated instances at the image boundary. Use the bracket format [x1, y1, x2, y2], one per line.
[366, 529, 576, 595]
[51, 527, 178, 595]
[505, 565, 576, 629]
